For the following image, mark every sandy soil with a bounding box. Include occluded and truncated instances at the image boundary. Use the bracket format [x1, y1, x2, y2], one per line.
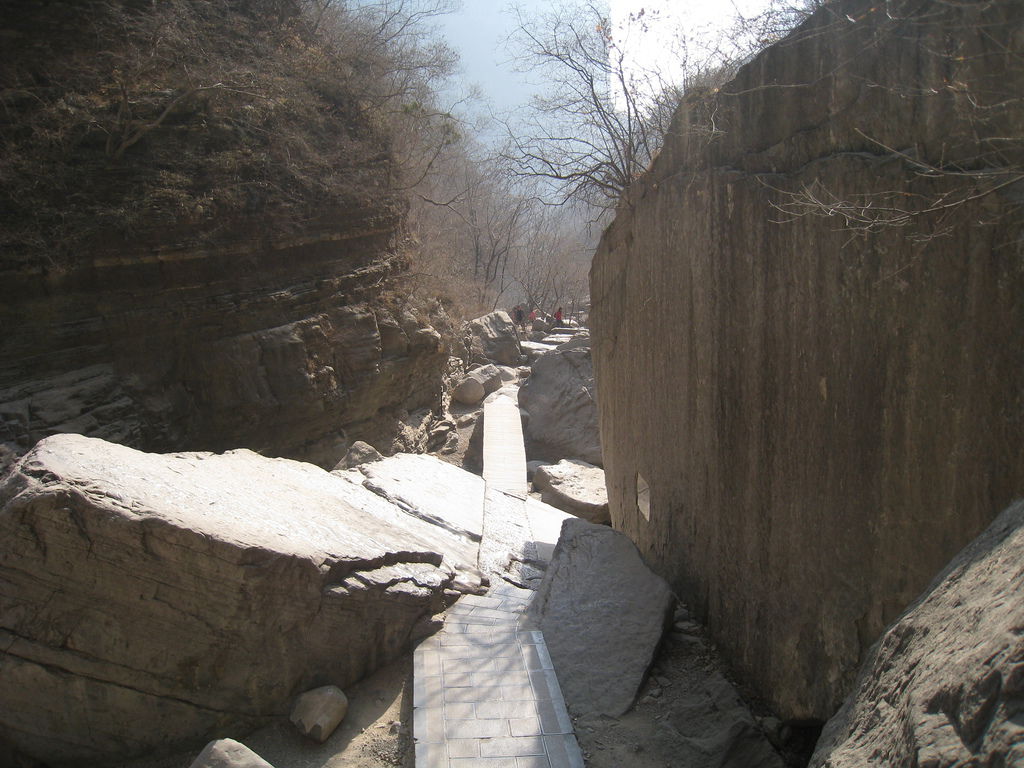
[123, 656, 415, 768]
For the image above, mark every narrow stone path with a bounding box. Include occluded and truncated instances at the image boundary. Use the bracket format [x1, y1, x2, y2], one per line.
[412, 388, 584, 767]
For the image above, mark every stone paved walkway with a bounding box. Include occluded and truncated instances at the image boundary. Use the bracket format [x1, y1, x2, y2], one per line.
[413, 583, 583, 768]
[481, 396, 528, 497]
[413, 383, 584, 767]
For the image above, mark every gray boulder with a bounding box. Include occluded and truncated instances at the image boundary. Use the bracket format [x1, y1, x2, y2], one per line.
[0, 435, 478, 766]
[810, 500, 1024, 768]
[451, 364, 503, 406]
[465, 311, 522, 366]
[532, 459, 609, 525]
[527, 518, 673, 717]
[451, 376, 485, 406]
[188, 739, 275, 768]
[519, 347, 601, 466]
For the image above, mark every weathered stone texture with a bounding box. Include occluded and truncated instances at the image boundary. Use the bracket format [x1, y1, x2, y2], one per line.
[0, 435, 476, 765]
[0, 207, 450, 473]
[518, 347, 601, 466]
[464, 311, 522, 366]
[528, 518, 673, 718]
[811, 500, 1024, 767]
[590, 0, 1024, 722]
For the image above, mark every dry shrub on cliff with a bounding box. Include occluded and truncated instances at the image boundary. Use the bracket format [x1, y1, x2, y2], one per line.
[762, 0, 1024, 239]
[0, 0, 456, 266]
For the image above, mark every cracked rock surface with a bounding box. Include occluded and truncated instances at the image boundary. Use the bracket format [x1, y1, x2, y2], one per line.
[0, 434, 480, 766]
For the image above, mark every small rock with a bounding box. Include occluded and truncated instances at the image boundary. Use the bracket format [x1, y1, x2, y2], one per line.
[290, 685, 349, 743]
[655, 676, 671, 687]
[456, 412, 479, 428]
[333, 440, 382, 470]
[649, 687, 662, 699]
[188, 739, 275, 768]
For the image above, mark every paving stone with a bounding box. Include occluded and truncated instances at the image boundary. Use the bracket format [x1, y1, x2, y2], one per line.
[516, 758, 552, 768]
[491, 656, 528, 675]
[414, 648, 441, 676]
[475, 700, 541, 720]
[412, 413, 582, 768]
[536, 699, 573, 735]
[542, 734, 585, 768]
[480, 736, 547, 758]
[510, 716, 543, 736]
[413, 675, 443, 709]
[528, 669, 565, 702]
[522, 643, 554, 670]
[473, 670, 532, 688]
[446, 738, 481, 759]
[445, 718, 511, 739]
[457, 595, 505, 609]
[413, 706, 444, 744]
[442, 657, 495, 675]
[444, 684, 504, 703]
[414, 742, 446, 768]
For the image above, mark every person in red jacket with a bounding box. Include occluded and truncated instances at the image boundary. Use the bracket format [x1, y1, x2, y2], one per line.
[554, 307, 563, 326]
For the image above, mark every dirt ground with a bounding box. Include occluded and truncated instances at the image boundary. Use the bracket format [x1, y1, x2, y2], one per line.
[124, 609, 817, 768]
[569, 610, 818, 768]
[241, 656, 415, 768]
[123, 656, 415, 768]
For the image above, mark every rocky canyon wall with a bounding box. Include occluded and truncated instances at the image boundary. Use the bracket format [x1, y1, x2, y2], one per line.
[0, 3, 451, 470]
[0, 211, 450, 469]
[591, 0, 1024, 723]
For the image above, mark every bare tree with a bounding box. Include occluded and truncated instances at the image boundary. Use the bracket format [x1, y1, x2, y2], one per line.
[501, 1, 685, 209]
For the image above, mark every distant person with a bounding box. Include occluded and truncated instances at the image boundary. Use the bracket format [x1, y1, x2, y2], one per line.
[554, 307, 563, 326]
[513, 305, 525, 330]
[528, 308, 538, 323]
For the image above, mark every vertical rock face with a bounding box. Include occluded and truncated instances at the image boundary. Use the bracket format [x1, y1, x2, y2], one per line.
[590, 0, 1024, 722]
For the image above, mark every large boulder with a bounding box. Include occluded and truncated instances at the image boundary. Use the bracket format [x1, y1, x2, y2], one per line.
[532, 459, 609, 525]
[810, 500, 1024, 768]
[518, 347, 601, 466]
[527, 518, 673, 717]
[0, 435, 481, 766]
[451, 364, 503, 406]
[465, 311, 522, 366]
[357, 453, 484, 547]
[188, 739, 275, 768]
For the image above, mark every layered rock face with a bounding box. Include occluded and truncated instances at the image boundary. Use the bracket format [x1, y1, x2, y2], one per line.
[0, 435, 482, 766]
[591, 0, 1024, 722]
[0, 213, 450, 469]
[0, 2, 450, 471]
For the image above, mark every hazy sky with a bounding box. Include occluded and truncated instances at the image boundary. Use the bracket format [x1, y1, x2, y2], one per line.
[438, 0, 770, 119]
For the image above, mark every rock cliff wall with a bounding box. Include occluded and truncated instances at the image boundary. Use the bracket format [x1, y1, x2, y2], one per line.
[0, 2, 451, 469]
[591, 0, 1024, 723]
[0, 211, 449, 468]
